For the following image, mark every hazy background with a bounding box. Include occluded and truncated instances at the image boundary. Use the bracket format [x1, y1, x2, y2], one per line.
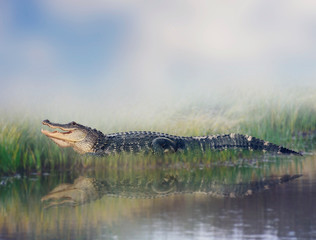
[1, 0, 316, 123]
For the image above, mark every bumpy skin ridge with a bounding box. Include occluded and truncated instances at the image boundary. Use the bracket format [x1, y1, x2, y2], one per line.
[92, 131, 301, 156]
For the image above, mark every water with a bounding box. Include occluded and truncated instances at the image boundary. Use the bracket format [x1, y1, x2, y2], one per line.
[1, 147, 315, 239]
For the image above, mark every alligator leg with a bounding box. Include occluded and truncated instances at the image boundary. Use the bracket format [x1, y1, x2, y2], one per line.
[152, 137, 177, 154]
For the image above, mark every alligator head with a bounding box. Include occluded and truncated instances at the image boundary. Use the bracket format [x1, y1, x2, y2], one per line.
[41, 119, 100, 154]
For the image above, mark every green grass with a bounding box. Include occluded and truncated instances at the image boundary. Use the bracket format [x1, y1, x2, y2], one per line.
[0, 118, 78, 175]
[0, 90, 315, 175]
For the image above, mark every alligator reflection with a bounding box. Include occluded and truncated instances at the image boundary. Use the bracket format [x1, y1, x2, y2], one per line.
[42, 166, 302, 208]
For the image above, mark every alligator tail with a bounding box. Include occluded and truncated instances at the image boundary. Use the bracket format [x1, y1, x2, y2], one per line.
[277, 146, 302, 156]
[247, 135, 302, 156]
[196, 134, 302, 155]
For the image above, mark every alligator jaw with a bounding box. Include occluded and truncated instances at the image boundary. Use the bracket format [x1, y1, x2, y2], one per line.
[41, 129, 75, 141]
[41, 119, 86, 144]
[42, 119, 76, 132]
[41, 120, 75, 142]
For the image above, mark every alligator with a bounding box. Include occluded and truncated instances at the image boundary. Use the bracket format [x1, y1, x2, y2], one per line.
[41, 119, 302, 156]
[41, 173, 302, 208]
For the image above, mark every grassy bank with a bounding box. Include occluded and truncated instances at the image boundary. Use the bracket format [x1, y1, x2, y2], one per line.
[0, 90, 315, 175]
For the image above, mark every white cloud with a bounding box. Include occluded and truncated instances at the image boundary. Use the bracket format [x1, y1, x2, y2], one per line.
[101, 0, 316, 94]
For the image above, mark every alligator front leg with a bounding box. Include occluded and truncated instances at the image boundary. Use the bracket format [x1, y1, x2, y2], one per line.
[152, 137, 177, 154]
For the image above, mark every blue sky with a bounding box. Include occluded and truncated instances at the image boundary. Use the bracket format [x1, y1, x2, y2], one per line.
[2, 0, 129, 80]
[1, 0, 316, 114]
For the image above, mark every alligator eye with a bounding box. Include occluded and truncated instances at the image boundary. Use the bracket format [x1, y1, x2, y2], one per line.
[71, 121, 77, 125]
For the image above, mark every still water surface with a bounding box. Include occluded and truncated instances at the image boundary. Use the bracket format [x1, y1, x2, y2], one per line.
[0, 139, 315, 240]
